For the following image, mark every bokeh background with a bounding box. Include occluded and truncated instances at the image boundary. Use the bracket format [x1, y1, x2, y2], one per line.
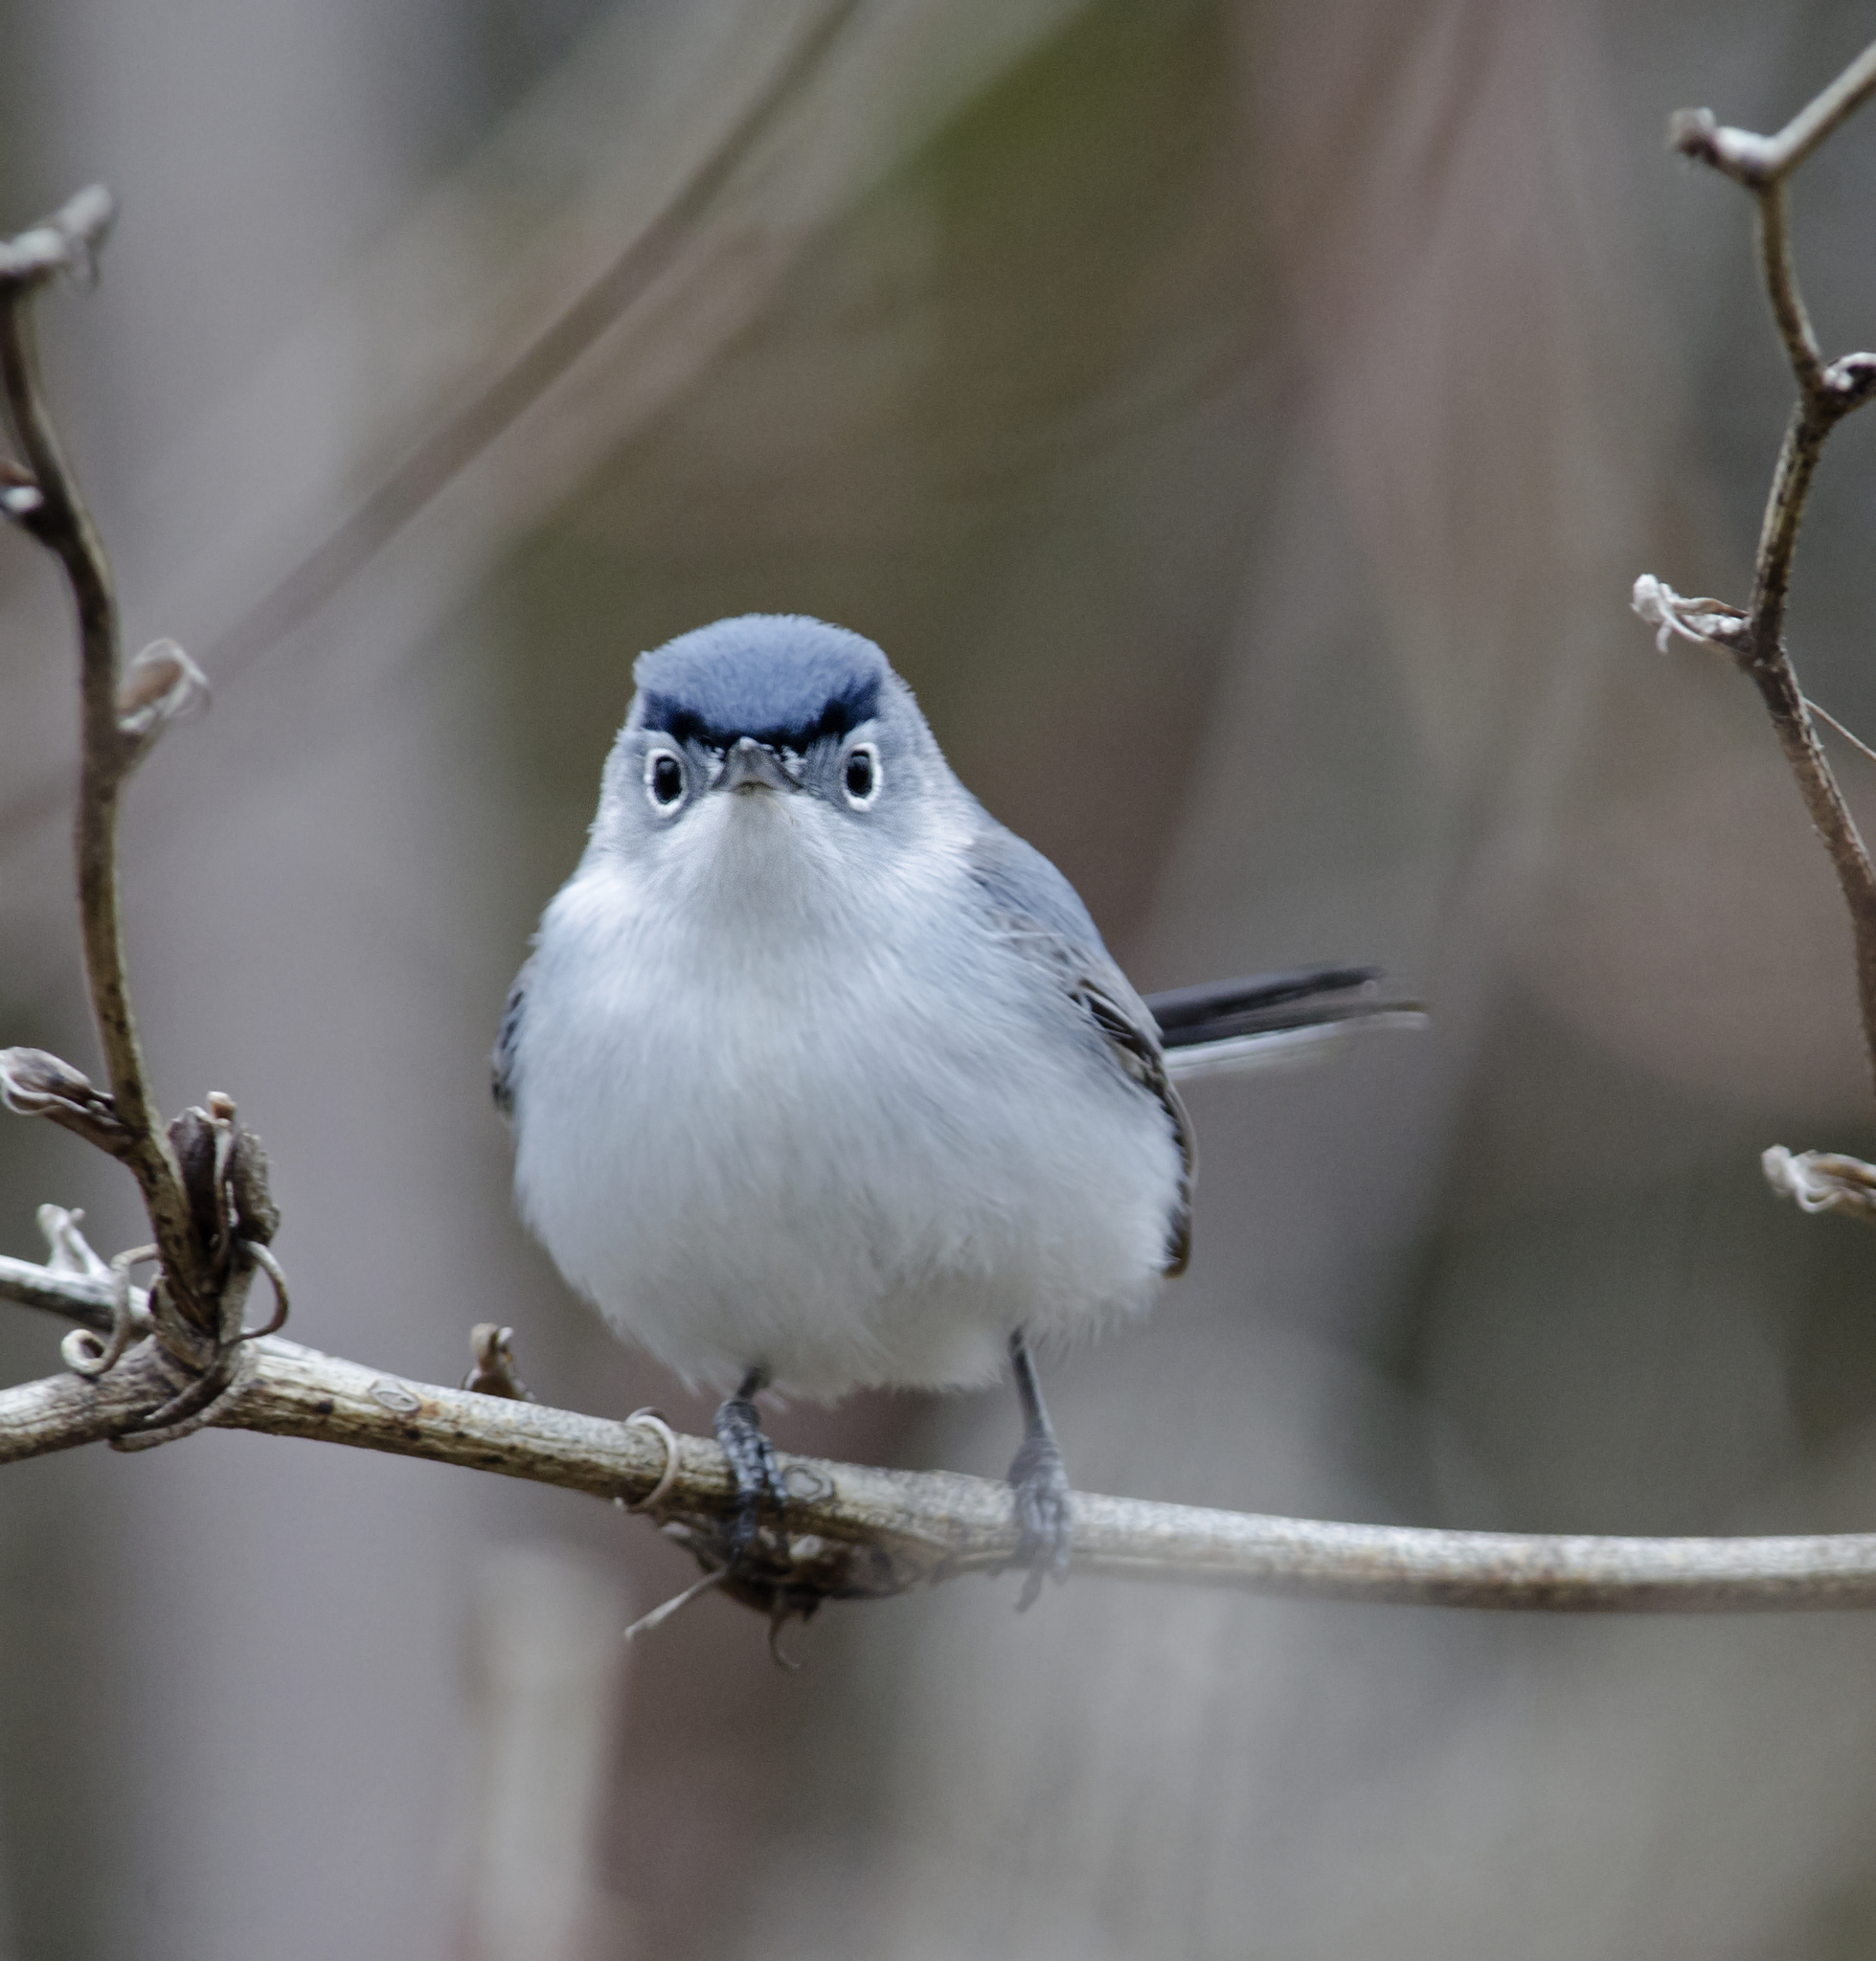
[5, 2, 1876, 1955]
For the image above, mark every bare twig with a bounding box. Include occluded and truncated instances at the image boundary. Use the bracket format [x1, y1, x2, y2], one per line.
[8, 1252, 1876, 1612]
[0, 189, 211, 1310]
[1649, 41, 1876, 1094]
[1, 198, 289, 1388]
[1668, 41, 1876, 192]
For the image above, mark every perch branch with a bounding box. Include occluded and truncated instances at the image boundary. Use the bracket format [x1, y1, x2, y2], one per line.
[8, 1253, 1876, 1612]
[1655, 41, 1876, 1096]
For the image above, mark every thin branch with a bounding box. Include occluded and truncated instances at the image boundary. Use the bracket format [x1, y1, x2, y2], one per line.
[1669, 40, 1876, 191]
[1659, 39, 1876, 1096]
[1753, 184, 1824, 393]
[7, 1254, 1876, 1612]
[0, 190, 206, 1307]
[1802, 696, 1876, 770]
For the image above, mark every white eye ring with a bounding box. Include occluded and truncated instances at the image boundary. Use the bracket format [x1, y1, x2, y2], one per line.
[644, 747, 687, 815]
[841, 742, 882, 811]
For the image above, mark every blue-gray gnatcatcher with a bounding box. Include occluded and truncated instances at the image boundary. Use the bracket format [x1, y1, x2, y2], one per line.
[495, 615, 1406, 1596]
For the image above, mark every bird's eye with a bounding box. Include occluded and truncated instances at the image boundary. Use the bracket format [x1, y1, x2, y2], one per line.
[645, 749, 686, 812]
[842, 743, 880, 810]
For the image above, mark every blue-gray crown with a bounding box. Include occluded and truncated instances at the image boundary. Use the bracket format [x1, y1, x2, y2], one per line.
[635, 615, 888, 750]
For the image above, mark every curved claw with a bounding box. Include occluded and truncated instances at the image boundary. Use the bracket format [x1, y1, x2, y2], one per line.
[1008, 1431, 1074, 1611]
[713, 1381, 784, 1569]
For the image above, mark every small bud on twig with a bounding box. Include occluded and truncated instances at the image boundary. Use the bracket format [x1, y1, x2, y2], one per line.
[0, 184, 115, 291]
[0, 461, 42, 526]
[1669, 107, 1780, 188]
[0, 1048, 128, 1155]
[36, 1205, 110, 1279]
[1824, 351, 1876, 407]
[117, 639, 210, 749]
[463, 1323, 534, 1401]
[1631, 575, 1750, 656]
[1762, 1146, 1876, 1222]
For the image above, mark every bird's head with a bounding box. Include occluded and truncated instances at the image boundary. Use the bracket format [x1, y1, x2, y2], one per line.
[589, 616, 961, 895]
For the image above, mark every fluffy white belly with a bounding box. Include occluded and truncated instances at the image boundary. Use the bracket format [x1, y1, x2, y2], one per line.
[510, 853, 1180, 1398]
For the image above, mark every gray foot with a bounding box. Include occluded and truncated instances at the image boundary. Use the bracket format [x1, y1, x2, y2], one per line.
[713, 1373, 783, 1568]
[1007, 1429, 1073, 1610]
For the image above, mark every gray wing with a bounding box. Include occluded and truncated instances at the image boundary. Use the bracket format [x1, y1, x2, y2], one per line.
[491, 968, 528, 1118]
[966, 823, 1193, 1275]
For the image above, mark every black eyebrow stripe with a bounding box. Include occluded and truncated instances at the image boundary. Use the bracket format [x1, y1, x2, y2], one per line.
[643, 677, 880, 751]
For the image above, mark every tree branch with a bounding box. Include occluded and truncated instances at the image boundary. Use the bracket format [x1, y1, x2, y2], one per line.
[10, 1253, 1876, 1613]
[1654, 41, 1876, 1096]
[0, 189, 215, 1314]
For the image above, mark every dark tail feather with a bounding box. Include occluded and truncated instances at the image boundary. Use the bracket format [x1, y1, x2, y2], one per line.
[1145, 963, 1423, 1079]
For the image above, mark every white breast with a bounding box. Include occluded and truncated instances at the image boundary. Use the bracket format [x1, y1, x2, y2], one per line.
[510, 795, 1180, 1397]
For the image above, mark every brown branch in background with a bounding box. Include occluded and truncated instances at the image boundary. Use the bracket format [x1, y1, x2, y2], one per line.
[0, 193, 283, 1385]
[7, 1251, 1876, 1614]
[0, 190, 194, 1264]
[1652, 41, 1876, 1099]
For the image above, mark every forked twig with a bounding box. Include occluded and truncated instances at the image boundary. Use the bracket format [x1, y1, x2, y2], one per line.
[1647, 41, 1876, 1097]
[0, 190, 202, 1283]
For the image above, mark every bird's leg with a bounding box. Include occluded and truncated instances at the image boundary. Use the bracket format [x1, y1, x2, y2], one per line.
[1006, 1328, 1073, 1608]
[713, 1366, 784, 1568]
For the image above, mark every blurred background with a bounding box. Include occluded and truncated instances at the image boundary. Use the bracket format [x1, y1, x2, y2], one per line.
[4, 1, 1876, 1954]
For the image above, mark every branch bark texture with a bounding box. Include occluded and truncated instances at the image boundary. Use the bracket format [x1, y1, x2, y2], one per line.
[8, 1255, 1876, 1613]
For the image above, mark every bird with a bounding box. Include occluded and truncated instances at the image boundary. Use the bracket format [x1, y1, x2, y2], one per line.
[494, 614, 1412, 1601]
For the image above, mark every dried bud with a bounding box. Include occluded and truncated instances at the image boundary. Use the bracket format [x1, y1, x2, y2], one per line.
[1825, 352, 1876, 407]
[1763, 1147, 1876, 1222]
[1631, 575, 1750, 656]
[226, 1126, 281, 1245]
[117, 639, 210, 742]
[1, 1047, 91, 1116]
[0, 462, 42, 525]
[1666, 108, 1777, 188]
[36, 1205, 108, 1278]
[0, 1048, 128, 1155]
[0, 184, 115, 288]
[463, 1323, 533, 1401]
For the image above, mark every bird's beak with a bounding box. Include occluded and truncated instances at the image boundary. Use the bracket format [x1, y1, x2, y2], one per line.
[715, 736, 801, 794]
